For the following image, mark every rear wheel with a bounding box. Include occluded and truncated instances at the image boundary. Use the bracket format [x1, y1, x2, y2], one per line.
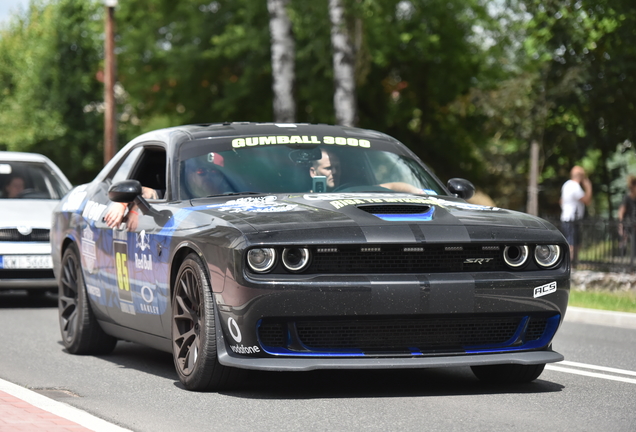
[471, 363, 546, 384]
[172, 253, 241, 391]
[58, 243, 117, 354]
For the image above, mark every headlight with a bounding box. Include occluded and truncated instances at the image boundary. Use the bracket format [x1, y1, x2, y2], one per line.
[503, 245, 529, 268]
[282, 247, 311, 272]
[247, 248, 276, 273]
[534, 245, 561, 268]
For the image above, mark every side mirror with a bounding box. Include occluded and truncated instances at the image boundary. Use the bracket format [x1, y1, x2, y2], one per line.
[108, 179, 170, 225]
[447, 178, 475, 200]
[108, 180, 142, 203]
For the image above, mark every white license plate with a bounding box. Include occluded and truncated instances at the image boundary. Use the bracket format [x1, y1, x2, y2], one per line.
[0, 255, 53, 269]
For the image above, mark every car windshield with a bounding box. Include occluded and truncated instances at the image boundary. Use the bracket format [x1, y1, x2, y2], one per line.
[178, 136, 445, 199]
[0, 161, 70, 200]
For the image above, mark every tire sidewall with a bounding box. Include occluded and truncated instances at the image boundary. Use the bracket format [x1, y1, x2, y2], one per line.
[59, 243, 89, 352]
[172, 254, 219, 390]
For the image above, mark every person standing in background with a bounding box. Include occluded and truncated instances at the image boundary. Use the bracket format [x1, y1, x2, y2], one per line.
[617, 175, 636, 256]
[560, 165, 593, 265]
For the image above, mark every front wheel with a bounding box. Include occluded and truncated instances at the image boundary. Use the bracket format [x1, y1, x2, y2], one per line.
[58, 243, 117, 354]
[172, 253, 242, 391]
[471, 363, 546, 384]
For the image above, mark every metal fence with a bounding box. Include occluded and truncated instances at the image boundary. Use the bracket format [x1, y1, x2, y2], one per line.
[543, 216, 636, 272]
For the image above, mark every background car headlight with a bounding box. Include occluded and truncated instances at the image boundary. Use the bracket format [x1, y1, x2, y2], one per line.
[282, 247, 310, 272]
[503, 245, 529, 268]
[534, 245, 561, 268]
[247, 248, 276, 273]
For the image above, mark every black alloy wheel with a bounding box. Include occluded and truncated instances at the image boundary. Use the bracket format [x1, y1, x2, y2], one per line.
[58, 243, 117, 354]
[172, 253, 241, 391]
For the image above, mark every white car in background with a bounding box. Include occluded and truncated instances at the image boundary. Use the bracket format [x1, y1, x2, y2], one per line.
[0, 151, 72, 293]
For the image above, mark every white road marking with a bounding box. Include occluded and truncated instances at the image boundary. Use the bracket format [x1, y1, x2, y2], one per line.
[560, 360, 636, 377]
[546, 361, 636, 385]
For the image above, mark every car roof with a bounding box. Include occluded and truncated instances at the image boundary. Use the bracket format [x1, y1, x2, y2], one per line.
[0, 151, 73, 189]
[126, 122, 397, 149]
[0, 151, 55, 163]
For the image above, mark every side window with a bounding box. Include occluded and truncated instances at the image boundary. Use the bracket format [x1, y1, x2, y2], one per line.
[129, 147, 167, 199]
[110, 147, 143, 184]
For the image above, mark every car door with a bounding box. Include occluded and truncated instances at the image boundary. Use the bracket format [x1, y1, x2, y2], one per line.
[115, 145, 171, 336]
[87, 145, 169, 336]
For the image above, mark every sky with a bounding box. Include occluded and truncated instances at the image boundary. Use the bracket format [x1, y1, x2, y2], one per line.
[0, 0, 31, 26]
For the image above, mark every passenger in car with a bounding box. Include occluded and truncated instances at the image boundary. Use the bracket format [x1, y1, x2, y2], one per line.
[309, 149, 340, 191]
[3, 174, 25, 198]
[104, 186, 159, 231]
[182, 153, 232, 198]
[308, 148, 425, 194]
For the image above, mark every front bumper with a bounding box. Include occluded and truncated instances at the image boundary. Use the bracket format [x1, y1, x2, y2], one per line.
[0, 276, 57, 290]
[213, 270, 569, 370]
[215, 310, 564, 371]
[0, 243, 56, 289]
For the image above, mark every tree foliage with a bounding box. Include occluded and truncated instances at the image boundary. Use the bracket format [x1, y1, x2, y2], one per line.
[0, 0, 634, 215]
[0, 0, 104, 182]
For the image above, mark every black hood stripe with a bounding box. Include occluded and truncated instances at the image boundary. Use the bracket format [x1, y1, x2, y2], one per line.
[409, 224, 426, 243]
[419, 224, 471, 243]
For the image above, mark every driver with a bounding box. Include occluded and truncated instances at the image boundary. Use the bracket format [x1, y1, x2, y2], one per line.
[3, 174, 25, 198]
[183, 152, 232, 198]
[308, 148, 424, 194]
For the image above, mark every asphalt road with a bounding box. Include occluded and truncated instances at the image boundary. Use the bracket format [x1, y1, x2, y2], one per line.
[1, 290, 635, 432]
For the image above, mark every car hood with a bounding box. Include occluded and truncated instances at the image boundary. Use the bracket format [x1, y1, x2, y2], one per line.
[189, 193, 564, 243]
[0, 200, 58, 229]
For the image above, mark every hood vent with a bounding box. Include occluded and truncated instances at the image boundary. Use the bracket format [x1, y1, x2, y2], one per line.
[356, 204, 435, 222]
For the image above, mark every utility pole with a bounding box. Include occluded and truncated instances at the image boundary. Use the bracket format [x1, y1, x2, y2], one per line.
[527, 140, 539, 216]
[104, 0, 118, 165]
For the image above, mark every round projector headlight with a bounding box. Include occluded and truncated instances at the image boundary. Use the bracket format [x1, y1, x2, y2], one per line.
[534, 245, 561, 268]
[282, 247, 310, 272]
[503, 245, 529, 268]
[247, 248, 276, 273]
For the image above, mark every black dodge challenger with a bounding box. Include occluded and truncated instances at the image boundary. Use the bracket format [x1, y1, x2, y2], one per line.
[51, 123, 569, 391]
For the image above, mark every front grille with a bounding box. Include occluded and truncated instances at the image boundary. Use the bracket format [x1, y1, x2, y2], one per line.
[0, 229, 49, 242]
[258, 315, 552, 353]
[309, 245, 504, 273]
[0, 269, 55, 279]
[358, 205, 431, 214]
[525, 316, 549, 340]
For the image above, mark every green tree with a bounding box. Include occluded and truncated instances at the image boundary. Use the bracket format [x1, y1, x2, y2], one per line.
[0, 0, 105, 184]
[115, 0, 273, 134]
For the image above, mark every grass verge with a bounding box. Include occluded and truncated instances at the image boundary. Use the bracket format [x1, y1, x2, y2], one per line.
[569, 290, 636, 313]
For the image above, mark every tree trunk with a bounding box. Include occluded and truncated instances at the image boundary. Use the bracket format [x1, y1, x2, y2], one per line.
[267, 0, 295, 123]
[328, 0, 356, 127]
[527, 140, 539, 216]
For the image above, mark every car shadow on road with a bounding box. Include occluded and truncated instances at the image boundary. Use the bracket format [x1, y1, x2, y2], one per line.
[94, 341, 565, 399]
[0, 290, 57, 308]
[91, 341, 178, 381]
[221, 367, 565, 399]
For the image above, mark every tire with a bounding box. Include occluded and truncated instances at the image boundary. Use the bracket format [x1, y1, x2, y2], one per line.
[172, 253, 242, 391]
[471, 363, 546, 384]
[58, 243, 117, 355]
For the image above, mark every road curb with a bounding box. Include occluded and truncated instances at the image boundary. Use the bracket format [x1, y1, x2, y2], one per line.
[0, 377, 132, 432]
[564, 306, 636, 330]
